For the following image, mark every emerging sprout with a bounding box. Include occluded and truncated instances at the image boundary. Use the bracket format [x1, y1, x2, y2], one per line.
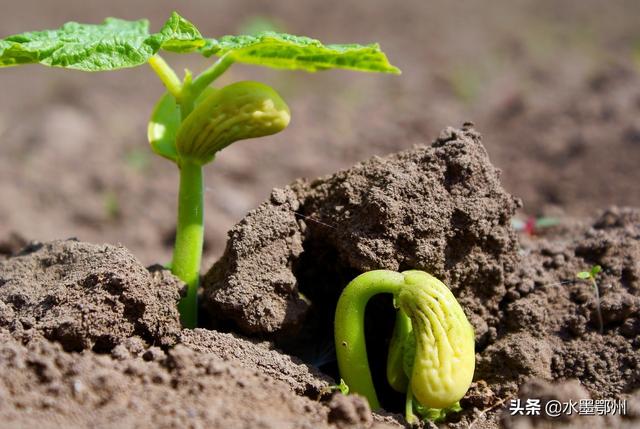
[334, 270, 475, 423]
[321, 378, 350, 396]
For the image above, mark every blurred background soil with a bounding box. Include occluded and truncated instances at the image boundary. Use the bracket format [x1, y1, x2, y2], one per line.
[1, 0, 639, 267]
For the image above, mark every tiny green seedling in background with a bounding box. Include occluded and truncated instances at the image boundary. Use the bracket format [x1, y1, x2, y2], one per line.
[576, 265, 604, 333]
[322, 378, 350, 397]
[103, 191, 121, 221]
[0, 12, 400, 328]
[633, 40, 640, 71]
[334, 270, 475, 423]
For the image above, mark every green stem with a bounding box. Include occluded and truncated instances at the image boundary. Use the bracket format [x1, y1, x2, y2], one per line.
[148, 55, 183, 100]
[172, 158, 204, 328]
[181, 53, 234, 117]
[334, 270, 406, 409]
[591, 278, 604, 333]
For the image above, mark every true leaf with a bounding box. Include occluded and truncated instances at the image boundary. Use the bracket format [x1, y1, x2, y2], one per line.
[1, 14, 400, 75]
[0, 12, 203, 71]
[200, 32, 400, 74]
[154, 11, 205, 53]
[337, 379, 349, 395]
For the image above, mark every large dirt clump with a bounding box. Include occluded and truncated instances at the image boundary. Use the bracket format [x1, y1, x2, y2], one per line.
[0, 239, 183, 352]
[203, 124, 522, 344]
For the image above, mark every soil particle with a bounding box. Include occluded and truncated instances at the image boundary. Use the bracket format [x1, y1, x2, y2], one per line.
[179, 328, 332, 397]
[0, 239, 183, 352]
[203, 125, 521, 341]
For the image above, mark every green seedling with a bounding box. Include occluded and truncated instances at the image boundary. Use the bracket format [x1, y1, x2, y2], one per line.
[103, 191, 121, 221]
[321, 378, 350, 397]
[124, 148, 151, 173]
[576, 265, 604, 333]
[632, 40, 640, 71]
[1, 12, 400, 328]
[334, 270, 475, 423]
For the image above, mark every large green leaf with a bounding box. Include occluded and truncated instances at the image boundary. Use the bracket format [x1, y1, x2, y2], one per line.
[201, 32, 400, 74]
[0, 12, 203, 71]
[1, 12, 399, 74]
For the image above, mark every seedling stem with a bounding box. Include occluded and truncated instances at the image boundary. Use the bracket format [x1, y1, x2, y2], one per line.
[576, 265, 604, 333]
[173, 159, 204, 328]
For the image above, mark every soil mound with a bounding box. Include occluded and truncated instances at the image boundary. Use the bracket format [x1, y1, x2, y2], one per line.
[0, 239, 182, 352]
[203, 125, 522, 344]
[201, 125, 639, 427]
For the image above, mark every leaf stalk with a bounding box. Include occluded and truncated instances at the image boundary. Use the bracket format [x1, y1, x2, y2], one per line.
[148, 55, 183, 100]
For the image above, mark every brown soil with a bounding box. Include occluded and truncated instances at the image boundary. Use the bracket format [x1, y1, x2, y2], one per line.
[1, 1, 640, 427]
[0, 240, 182, 352]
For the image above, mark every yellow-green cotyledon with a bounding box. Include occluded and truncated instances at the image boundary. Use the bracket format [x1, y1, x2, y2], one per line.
[176, 80, 290, 165]
[334, 270, 475, 423]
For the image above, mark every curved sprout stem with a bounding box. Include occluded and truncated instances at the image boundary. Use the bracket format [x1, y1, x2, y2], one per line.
[334, 270, 405, 409]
